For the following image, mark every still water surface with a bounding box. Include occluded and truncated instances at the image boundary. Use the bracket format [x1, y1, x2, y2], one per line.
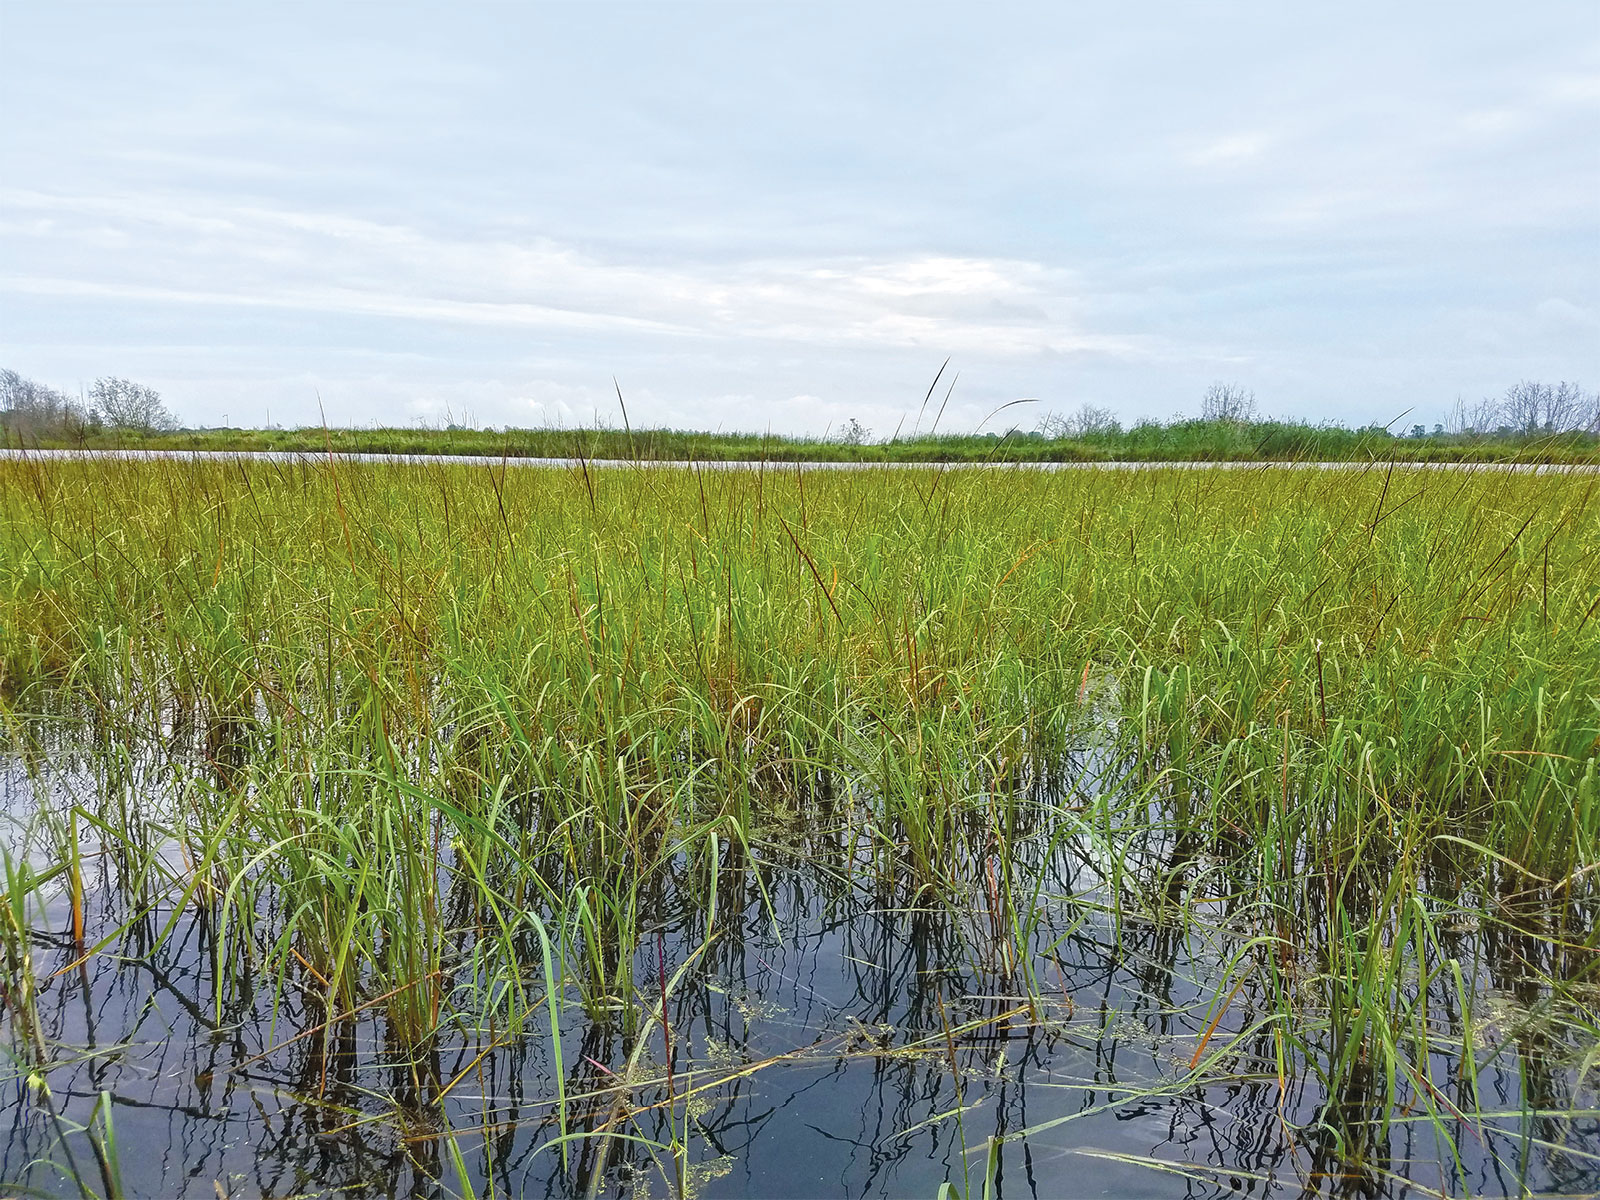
[1, 744, 1595, 1198]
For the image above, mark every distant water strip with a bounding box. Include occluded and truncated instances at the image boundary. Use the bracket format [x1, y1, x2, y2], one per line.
[1, 448, 1595, 473]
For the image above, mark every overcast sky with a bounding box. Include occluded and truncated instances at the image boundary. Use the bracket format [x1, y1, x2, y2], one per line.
[3, 3, 1596, 435]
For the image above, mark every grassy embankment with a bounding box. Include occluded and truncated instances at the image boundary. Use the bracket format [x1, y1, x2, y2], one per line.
[0, 457, 1596, 1193]
[12, 417, 1600, 464]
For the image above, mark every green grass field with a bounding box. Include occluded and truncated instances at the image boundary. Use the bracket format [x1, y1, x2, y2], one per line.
[1, 457, 1596, 1195]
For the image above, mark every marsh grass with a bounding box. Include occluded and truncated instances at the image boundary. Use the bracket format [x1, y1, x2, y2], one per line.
[0, 457, 1596, 1196]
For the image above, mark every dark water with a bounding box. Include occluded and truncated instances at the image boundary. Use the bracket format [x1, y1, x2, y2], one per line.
[2, 755, 1597, 1199]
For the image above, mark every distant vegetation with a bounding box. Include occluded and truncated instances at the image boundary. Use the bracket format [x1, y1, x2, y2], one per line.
[3, 368, 1597, 463]
[0, 368, 179, 439]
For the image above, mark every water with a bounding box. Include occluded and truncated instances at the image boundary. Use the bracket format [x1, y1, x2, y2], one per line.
[2, 742, 1596, 1198]
[3, 447, 1596, 474]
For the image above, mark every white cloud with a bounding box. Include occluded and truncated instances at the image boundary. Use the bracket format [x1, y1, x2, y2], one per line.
[1536, 298, 1598, 331]
[1184, 132, 1274, 167]
[1, 189, 1147, 362]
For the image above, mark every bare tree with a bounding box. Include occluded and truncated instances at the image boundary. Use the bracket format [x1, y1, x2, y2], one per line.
[1200, 382, 1257, 423]
[1460, 381, 1599, 435]
[1500, 380, 1551, 432]
[1039, 402, 1120, 438]
[1548, 381, 1598, 433]
[1, 368, 96, 439]
[91, 376, 177, 434]
[1445, 394, 1502, 435]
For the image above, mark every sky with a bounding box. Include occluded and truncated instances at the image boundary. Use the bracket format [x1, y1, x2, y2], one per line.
[2, 2, 1597, 436]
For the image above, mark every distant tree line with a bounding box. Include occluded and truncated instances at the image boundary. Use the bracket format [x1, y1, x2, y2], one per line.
[1, 368, 177, 441]
[1447, 380, 1600, 436]
[6, 366, 1597, 452]
[1037, 379, 1599, 441]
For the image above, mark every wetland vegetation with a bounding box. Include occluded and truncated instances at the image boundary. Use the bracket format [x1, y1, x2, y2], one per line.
[0, 456, 1596, 1197]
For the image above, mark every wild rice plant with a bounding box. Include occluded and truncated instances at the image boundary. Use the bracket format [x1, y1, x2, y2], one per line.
[0, 456, 1594, 1193]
